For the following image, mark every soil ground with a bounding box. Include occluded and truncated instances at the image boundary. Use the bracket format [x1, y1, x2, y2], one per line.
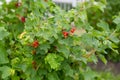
[89, 60, 120, 75]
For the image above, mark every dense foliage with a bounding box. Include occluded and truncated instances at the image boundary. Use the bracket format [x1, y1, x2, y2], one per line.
[87, 0, 120, 62]
[0, 0, 119, 80]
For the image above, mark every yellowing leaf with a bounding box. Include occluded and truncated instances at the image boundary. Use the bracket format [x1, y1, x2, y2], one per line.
[19, 31, 26, 39]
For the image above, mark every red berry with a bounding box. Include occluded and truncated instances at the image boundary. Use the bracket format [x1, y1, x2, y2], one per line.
[70, 27, 76, 33]
[62, 31, 69, 38]
[32, 40, 39, 48]
[21, 17, 26, 23]
[15, 2, 21, 8]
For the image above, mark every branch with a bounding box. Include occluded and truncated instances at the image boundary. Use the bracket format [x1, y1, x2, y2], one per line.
[83, 49, 96, 58]
[106, 29, 117, 40]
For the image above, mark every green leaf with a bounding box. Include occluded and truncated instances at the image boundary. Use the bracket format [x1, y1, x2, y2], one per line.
[116, 23, 120, 30]
[47, 72, 60, 80]
[98, 54, 107, 64]
[0, 27, 9, 40]
[64, 76, 73, 80]
[110, 48, 119, 54]
[97, 21, 110, 31]
[83, 68, 99, 80]
[109, 35, 120, 44]
[113, 17, 120, 24]
[30, 74, 42, 80]
[0, 45, 9, 64]
[57, 45, 70, 59]
[45, 54, 64, 70]
[81, 33, 99, 49]
[40, 42, 50, 52]
[11, 75, 20, 80]
[94, 1, 106, 12]
[79, 11, 87, 23]
[111, 43, 118, 48]
[88, 54, 98, 64]
[62, 63, 73, 77]
[0, 66, 11, 79]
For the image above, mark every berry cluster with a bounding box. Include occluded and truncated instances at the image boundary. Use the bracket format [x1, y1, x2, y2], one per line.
[62, 27, 76, 38]
[15, 2, 26, 23]
[31, 40, 39, 69]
